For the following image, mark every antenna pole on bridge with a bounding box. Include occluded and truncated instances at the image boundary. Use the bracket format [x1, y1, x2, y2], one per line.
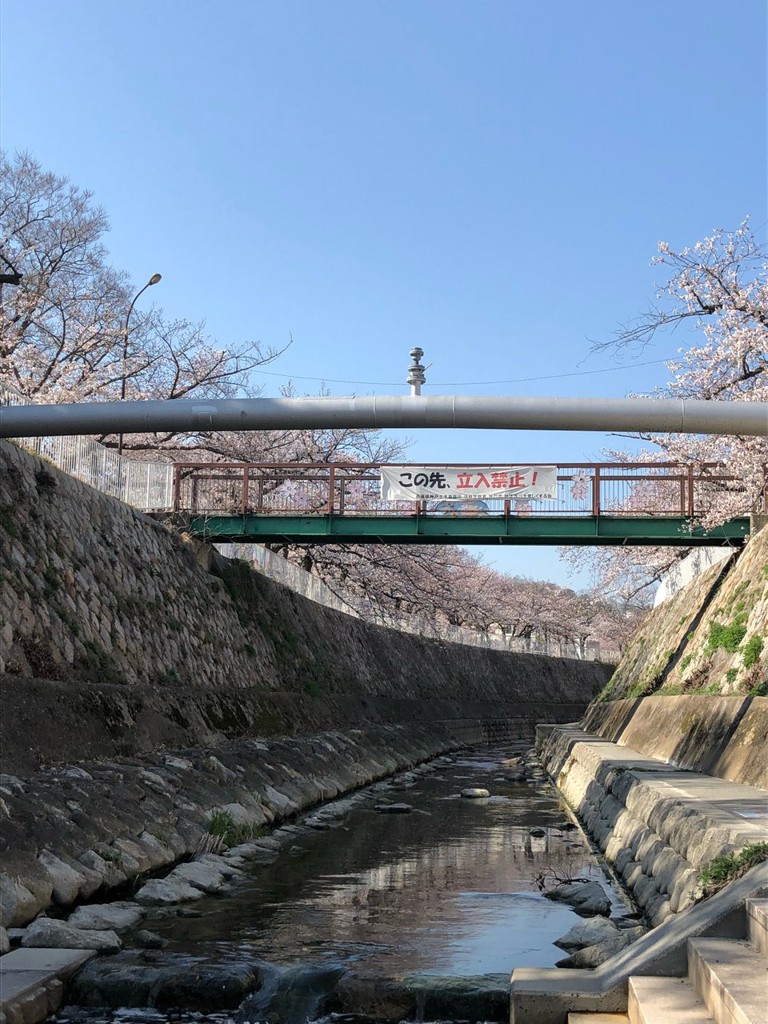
[407, 347, 426, 396]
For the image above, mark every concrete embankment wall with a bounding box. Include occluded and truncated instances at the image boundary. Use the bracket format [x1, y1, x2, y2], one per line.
[536, 709, 768, 929]
[533, 527, 768, 932]
[583, 694, 768, 788]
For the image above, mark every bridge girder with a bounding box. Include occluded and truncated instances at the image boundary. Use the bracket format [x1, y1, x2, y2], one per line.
[179, 513, 751, 547]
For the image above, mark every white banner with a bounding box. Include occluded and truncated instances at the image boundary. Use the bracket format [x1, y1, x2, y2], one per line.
[380, 465, 558, 501]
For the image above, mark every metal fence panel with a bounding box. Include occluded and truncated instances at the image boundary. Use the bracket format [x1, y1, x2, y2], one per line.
[0, 383, 173, 510]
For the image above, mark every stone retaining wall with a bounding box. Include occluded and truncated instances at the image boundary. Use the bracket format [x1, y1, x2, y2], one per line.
[536, 723, 768, 928]
[597, 526, 767, 703]
[0, 439, 608, 774]
[1, 721, 482, 930]
[0, 437, 611, 939]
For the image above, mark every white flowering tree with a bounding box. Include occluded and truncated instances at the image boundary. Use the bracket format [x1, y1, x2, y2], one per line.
[0, 152, 281, 451]
[572, 222, 768, 599]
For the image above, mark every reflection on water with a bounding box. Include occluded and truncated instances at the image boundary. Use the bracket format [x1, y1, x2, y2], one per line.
[137, 746, 620, 976]
[55, 746, 629, 1024]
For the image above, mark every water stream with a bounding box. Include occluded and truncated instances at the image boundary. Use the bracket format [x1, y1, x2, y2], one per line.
[56, 743, 633, 1024]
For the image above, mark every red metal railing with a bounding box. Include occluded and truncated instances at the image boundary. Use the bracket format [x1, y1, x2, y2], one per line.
[170, 461, 743, 519]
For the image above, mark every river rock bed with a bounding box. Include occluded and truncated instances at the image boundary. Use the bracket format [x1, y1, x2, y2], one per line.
[1, 724, 477, 937]
[36, 744, 641, 1024]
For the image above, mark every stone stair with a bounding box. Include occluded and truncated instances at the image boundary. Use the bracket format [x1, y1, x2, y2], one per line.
[567, 899, 768, 1024]
[568, 1015, 630, 1023]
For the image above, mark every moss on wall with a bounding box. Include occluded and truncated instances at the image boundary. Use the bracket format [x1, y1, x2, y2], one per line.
[596, 532, 768, 702]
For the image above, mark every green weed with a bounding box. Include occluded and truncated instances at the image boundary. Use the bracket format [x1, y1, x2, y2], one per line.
[743, 635, 764, 669]
[658, 683, 683, 695]
[699, 843, 768, 898]
[707, 619, 748, 653]
[206, 810, 264, 848]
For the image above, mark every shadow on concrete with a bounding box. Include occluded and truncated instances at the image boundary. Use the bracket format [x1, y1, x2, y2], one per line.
[668, 696, 753, 777]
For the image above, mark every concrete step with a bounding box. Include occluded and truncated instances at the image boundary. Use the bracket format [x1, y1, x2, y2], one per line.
[628, 975, 713, 1024]
[573, 1011, 630, 1019]
[746, 898, 768, 955]
[688, 937, 768, 1024]
[568, 1015, 629, 1024]
[0, 948, 95, 1024]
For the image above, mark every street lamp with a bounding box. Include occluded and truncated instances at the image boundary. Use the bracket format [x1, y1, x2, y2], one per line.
[118, 273, 161, 455]
[0, 252, 22, 285]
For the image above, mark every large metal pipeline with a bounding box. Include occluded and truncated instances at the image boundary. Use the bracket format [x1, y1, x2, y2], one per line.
[0, 394, 766, 437]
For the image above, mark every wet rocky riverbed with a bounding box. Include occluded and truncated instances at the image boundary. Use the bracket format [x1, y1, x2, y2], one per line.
[51, 743, 638, 1024]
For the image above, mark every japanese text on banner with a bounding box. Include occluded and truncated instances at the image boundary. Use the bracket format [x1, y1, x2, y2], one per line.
[380, 466, 558, 501]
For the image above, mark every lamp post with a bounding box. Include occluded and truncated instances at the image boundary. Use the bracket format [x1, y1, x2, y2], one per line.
[0, 252, 22, 285]
[118, 273, 161, 455]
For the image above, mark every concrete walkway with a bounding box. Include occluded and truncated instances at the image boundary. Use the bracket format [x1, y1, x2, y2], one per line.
[642, 768, 768, 831]
[0, 948, 95, 1024]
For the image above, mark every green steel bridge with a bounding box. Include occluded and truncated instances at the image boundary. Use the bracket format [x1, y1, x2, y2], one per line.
[167, 461, 753, 547]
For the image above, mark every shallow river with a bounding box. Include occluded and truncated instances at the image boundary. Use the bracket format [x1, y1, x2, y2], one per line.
[56, 743, 630, 1023]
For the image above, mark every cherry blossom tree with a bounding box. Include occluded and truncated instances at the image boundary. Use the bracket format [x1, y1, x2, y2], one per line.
[606, 222, 766, 521]
[273, 541, 490, 627]
[560, 543, 667, 605]
[280, 537, 639, 656]
[0, 154, 411, 472]
[569, 222, 768, 598]
[193, 383, 409, 467]
[0, 152, 281, 451]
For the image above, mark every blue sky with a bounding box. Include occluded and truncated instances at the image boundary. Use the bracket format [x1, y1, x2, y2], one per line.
[2, 1, 766, 587]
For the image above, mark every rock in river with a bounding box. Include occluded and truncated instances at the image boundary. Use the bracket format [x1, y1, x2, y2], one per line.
[69, 957, 264, 1010]
[545, 879, 612, 917]
[554, 915, 620, 951]
[67, 902, 145, 932]
[555, 926, 643, 968]
[22, 917, 122, 952]
[134, 876, 206, 906]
